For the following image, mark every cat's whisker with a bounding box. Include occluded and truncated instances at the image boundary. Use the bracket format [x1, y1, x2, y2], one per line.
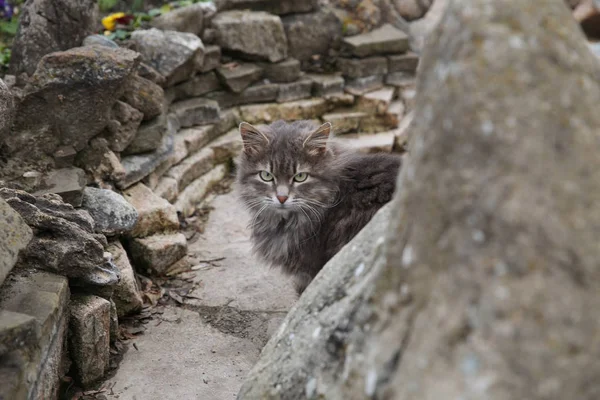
[248, 204, 269, 229]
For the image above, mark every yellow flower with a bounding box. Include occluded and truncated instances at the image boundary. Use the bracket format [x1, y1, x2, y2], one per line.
[102, 12, 126, 31]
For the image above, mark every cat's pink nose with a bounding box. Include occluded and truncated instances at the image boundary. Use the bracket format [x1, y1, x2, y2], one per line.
[276, 195, 288, 204]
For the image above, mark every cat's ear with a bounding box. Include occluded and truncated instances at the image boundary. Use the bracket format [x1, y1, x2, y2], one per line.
[239, 122, 269, 155]
[303, 122, 332, 156]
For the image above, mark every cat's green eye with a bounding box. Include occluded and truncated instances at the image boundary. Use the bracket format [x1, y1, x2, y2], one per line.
[293, 172, 309, 183]
[259, 171, 274, 182]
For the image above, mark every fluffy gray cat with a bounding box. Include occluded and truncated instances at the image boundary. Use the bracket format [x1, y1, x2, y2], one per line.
[236, 119, 402, 294]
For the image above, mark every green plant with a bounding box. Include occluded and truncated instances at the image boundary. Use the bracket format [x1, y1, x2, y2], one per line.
[98, 0, 118, 12]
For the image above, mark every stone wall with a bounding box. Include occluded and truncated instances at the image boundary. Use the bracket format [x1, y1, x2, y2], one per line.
[0, 0, 421, 397]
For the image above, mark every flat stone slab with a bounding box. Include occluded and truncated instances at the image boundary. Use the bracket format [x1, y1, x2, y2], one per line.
[357, 86, 396, 114]
[168, 72, 221, 102]
[0, 310, 38, 355]
[123, 182, 180, 238]
[388, 52, 419, 73]
[337, 56, 388, 78]
[202, 45, 221, 72]
[118, 133, 174, 190]
[239, 98, 329, 124]
[385, 71, 416, 89]
[322, 111, 369, 134]
[174, 164, 229, 217]
[339, 131, 396, 153]
[276, 79, 313, 103]
[128, 232, 188, 275]
[307, 74, 345, 96]
[166, 147, 216, 192]
[206, 82, 279, 108]
[342, 23, 409, 57]
[171, 98, 221, 128]
[216, 63, 263, 93]
[0, 198, 32, 287]
[33, 167, 86, 207]
[344, 75, 384, 96]
[260, 58, 301, 83]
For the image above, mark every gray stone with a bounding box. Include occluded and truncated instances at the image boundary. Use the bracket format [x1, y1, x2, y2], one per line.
[0, 271, 69, 400]
[240, 1, 600, 399]
[171, 98, 220, 128]
[344, 74, 384, 95]
[342, 23, 409, 57]
[107, 241, 143, 317]
[75, 138, 126, 188]
[108, 299, 119, 344]
[69, 295, 111, 387]
[385, 71, 416, 89]
[14, 46, 140, 152]
[138, 62, 167, 87]
[103, 100, 145, 153]
[216, 0, 318, 15]
[155, 176, 179, 203]
[239, 98, 329, 124]
[128, 233, 188, 275]
[0, 198, 32, 287]
[340, 131, 395, 152]
[216, 63, 263, 93]
[174, 163, 229, 217]
[322, 111, 368, 134]
[83, 34, 119, 48]
[0, 189, 120, 287]
[216, 107, 242, 135]
[130, 28, 205, 87]
[202, 27, 217, 44]
[206, 82, 279, 108]
[276, 79, 313, 103]
[394, 0, 433, 20]
[81, 187, 138, 236]
[122, 74, 165, 121]
[357, 86, 396, 114]
[213, 11, 288, 62]
[9, 0, 98, 76]
[53, 146, 77, 168]
[0, 310, 38, 355]
[150, 3, 205, 35]
[33, 167, 87, 207]
[260, 58, 301, 83]
[0, 78, 14, 147]
[118, 133, 175, 189]
[337, 56, 388, 78]
[282, 9, 342, 62]
[177, 125, 218, 154]
[202, 45, 222, 72]
[124, 113, 168, 155]
[388, 51, 419, 73]
[307, 74, 345, 96]
[123, 182, 180, 238]
[166, 148, 216, 192]
[169, 71, 221, 102]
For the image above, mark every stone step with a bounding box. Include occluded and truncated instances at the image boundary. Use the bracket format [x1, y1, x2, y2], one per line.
[155, 176, 179, 204]
[337, 56, 388, 78]
[216, 62, 264, 93]
[0, 197, 32, 287]
[167, 71, 221, 103]
[322, 111, 369, 134]
[128, 232, 188, 275]
[357, 87, 396, 115]
[342, 23, 409, 57]
[385, 71, 416, 89]
[0, 310, 38, 355]
[239, 98, 329, 124]
[123, 113, 168, 156]
[0, 271, 69, 399]
[170, 98, 221, 128]
[339, 131, 396, 153]
[207, 82, 279, 108]
[260, 58, 301, 83]
[165, 147, 216, 193]
[122, 182, 180, 238]
[118, 133, 174, 190]
[276, 79, 313, 103]
[174, 164, 230, 217]
[106, 241, 143, 317]
[32, 167, 86, 207]
[307, 74, 345, 96]
[344, 75, 384, 96]
[387, 52, 419, 73]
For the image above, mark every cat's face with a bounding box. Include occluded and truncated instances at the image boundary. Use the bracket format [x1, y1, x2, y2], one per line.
[236, 120, 340, 219]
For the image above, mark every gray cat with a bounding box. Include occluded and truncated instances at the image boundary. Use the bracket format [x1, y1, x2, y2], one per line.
[236, 119, 402, 295]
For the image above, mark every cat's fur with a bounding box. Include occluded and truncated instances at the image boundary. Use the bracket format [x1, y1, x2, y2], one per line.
[236, 119, 401, 294]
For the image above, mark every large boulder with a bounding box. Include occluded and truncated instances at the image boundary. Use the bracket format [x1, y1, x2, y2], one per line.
[0, 78, 14, 147]
[9, 0, 98, 76]
[0, 189, 120, 287]
[12, 46, 140, 152]
[238, 0, 600, 399]
[130, 28, 205, 87]
[213, 11, 288, 62]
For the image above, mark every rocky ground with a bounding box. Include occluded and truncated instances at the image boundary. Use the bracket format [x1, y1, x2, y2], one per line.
[104, 189, 297, 400]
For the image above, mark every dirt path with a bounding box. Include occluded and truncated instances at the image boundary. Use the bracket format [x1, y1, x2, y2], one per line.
[106, 190, 297, 400]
